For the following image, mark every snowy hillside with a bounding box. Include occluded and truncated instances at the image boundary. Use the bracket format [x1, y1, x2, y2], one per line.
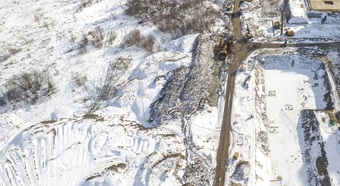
[0, 0, 225, 185]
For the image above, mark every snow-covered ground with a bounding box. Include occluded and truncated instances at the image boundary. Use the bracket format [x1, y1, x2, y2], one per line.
[2, 0, 340, 185]
[0, 0, 225, 185]
[262, 54, 327, 185]
[226, 49, 340, 185]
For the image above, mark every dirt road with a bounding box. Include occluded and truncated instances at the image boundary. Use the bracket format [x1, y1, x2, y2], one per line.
[213, 44, 257, 185]
[213, 0, 253, 185]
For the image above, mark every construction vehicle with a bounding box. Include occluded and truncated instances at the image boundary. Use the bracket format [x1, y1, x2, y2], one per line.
[213, 37, 230, 60]
[224, 1, 233, 8]
[285, 30, 295, 36]
[233, 152, 240, 160]
[274, 21, 281, 29]
[224, 2, 233, 14]
[224, 2, 232, 10]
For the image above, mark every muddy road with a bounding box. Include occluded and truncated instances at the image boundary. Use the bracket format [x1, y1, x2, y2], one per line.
[213, 0, 251, 185]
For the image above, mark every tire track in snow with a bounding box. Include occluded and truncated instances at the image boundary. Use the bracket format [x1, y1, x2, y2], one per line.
[8, 151, 29, 186]
[0, 114, 159, 185]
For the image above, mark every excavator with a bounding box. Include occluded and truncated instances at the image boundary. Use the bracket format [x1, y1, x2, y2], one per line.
[213, 36, 230, 60]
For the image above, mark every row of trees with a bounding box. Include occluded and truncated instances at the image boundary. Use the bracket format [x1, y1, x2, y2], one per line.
[126, 0, 219, 36]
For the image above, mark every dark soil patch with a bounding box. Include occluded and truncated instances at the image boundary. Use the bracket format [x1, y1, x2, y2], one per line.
[300, 110, 331, 186]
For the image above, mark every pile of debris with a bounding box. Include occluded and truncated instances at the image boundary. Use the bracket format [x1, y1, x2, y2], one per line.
[149, 34, 221, 126]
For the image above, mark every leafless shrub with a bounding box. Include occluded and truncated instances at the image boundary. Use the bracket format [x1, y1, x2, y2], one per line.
[125, 0, 148, 18]
[79, 0, 102, 10]
[123, 29, 156, 53]
[108, 32, 116, 44]
[78, 34, 88, 54]
[42, 21, 55, 31]
[80, 0, 92, 8]
[81, 34, 89, 45]
[89, 26, 104, 48]
[74, 74, 88, 87]
[79, 44, 87, 54]
[8, 47, 22, 56]
[76, 29, 114, 54]
[0, 70, 55, 106]
[141, 35, 156, 53]
[34, 13, 42, 22]
[72, 73, 92, 105]
[69, 34, 77, 43]
[0, 54, 11, 63]
[123, 29, 143, 47]
[0, 97, 5, 106]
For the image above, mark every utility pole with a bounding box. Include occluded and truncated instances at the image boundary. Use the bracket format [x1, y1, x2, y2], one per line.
[272, 20, 275, 37]
[280, 9, 284, 35]
[280, 0, 289, 35]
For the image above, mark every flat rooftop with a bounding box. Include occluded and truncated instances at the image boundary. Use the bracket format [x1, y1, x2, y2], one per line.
[309, 0, 340, 11]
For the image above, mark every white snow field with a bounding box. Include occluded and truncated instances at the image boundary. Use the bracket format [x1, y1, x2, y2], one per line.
[226, 49, 340, 185]
[0, 0, 224, 185]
